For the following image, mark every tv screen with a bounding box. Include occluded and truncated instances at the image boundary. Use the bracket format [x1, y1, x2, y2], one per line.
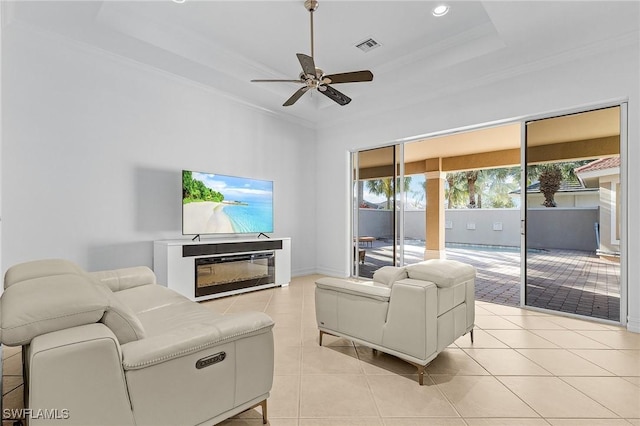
[182, 170, 274, 235]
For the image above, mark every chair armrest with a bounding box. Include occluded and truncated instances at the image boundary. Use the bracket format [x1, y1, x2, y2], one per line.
[29, 324, 136, 426]
[382, 278, 438, 361]
[88, 266, 157, 292]
[315, 277, 391, 302]
[121, 311, 274, 370]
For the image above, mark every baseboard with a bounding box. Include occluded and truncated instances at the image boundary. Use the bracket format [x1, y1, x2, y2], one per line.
[314, 266, 349, 278]
[291, 267, 317, 277]
[627, 316, 640, 333]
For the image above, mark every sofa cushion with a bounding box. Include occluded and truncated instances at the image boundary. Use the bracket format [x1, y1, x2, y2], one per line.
[113, 284, 223, 337]
[0, 274, 108, 346]
[4, 258, 85, 289]
[406, 260, 476, 288]
[88, 266, 157, 292]
[114, 284, 192, 315]
[373, 266, 408, 287]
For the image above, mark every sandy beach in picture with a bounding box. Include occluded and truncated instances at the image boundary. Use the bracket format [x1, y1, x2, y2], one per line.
[183, 202, 234, 234]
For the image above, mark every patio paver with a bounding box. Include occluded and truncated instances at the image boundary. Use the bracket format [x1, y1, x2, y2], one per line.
[356, 240, 620, 322]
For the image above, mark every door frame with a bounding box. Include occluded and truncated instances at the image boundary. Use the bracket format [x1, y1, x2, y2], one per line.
[519, 101, 628, 326]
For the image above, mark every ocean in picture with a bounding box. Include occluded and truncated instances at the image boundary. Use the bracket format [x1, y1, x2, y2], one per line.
[224, 200, 273, 233]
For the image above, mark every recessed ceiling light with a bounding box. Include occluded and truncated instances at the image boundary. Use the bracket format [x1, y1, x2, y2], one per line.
[432, 4, 450, 17]
[172, 0, 186, 3]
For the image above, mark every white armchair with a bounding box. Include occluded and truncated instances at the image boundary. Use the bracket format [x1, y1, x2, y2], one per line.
[315, 259, 475, 385]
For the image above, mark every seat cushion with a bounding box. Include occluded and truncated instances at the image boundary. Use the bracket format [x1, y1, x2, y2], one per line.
[115, 285, 223, 337]
[114, 284, 191, 314]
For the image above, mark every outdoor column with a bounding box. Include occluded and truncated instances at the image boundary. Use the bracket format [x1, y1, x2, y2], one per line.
[424, 170, 446, 260]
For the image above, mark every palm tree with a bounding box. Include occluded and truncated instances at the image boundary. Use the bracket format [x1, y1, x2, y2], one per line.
[465, 171, 479, 208]
[365, 176, 412, 209]
[538, 164, 563, 207]
[479, 167, 519, 208]
[445, 172, 467, 208]
[527, 161, 590, 207]
[410, 179, 427, 209]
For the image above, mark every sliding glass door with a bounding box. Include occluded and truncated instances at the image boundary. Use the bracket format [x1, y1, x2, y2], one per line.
[523, 106, 623, 322]
[350, 104, 626, 326]
[352, 145, 401, 278]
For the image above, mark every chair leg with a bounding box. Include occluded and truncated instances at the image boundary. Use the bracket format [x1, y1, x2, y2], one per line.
[416, 364, 425, 385]
[260, 400, 267, 425]
[470, 328, 474, 344]
[319, 330, 324, 346]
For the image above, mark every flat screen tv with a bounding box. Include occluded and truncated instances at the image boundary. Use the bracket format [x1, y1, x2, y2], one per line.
[182, 170, 274, 235]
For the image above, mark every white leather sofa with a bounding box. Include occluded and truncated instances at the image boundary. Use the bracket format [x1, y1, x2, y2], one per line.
[315, 259, 475, 385]
[0, 259, 274, 426]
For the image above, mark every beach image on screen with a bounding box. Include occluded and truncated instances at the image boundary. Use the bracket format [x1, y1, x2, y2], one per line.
[182, 171, 273, 235]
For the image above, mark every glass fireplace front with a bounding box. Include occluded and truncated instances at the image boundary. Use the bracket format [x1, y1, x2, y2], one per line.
[195, 251, 275, 297]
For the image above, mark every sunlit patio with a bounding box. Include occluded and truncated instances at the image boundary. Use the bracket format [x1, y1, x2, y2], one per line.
[356, 239, 620, 322]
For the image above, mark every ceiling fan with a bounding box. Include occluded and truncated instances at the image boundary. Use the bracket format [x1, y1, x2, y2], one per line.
[251, 0, 374, 107]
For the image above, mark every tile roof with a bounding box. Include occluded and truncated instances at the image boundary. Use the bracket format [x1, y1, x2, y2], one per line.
[575, 157, 620, 173]
[510, 180, 597, 194]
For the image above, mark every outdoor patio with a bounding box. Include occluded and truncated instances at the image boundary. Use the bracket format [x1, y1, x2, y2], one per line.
[356, 239, 620, 322]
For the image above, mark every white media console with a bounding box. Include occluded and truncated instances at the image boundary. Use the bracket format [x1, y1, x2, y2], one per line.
[153, 237, 291, 301]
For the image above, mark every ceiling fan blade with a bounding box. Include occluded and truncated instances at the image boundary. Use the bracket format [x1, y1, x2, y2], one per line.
[319, 85, 351, 106]
[251, 79, 305, 83]
[323, 70, 374, 84]
[296, 53, 318, 78]
[283, 86, 311, 107]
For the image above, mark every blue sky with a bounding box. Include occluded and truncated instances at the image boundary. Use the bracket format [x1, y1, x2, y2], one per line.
[193, 172, 273, 203]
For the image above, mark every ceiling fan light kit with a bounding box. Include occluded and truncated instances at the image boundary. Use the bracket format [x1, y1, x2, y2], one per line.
[251, 0, 374, 107]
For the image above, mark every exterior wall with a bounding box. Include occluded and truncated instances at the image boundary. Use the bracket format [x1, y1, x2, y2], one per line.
[445, 209, 521, 247]
[527, 207, 599, 251]
[599, 176, 621, 254]
[358, 209, 394, 239]
[526, 192, 600, 208]
[360, 208, 597, 251]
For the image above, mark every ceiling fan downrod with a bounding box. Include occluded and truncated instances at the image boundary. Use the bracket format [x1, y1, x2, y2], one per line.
[305, 0, 319, 59]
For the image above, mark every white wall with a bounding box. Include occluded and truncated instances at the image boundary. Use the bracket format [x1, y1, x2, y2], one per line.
[1, 25, 317, 276]
[316, 44, 640, 331]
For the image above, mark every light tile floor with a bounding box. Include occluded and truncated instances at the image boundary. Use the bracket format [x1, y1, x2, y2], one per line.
[3, 274, 639, 425]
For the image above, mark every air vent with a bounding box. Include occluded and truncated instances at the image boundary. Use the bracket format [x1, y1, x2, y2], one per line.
[355, 38, 381, 53]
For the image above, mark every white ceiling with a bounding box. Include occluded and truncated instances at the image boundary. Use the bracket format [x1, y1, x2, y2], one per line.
[5, 1, 639, 128]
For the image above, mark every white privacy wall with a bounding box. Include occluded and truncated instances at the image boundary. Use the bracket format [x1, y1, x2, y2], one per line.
[1, 25, 317, 275]
[316, 44, 640, 331]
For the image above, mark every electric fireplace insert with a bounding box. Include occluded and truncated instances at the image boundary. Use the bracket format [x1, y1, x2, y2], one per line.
[195, 252, 275, 297]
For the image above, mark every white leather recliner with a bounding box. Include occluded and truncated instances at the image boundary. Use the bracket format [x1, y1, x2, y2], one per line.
[315, 259, 475, 385]
[0, 259, 275, 426]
